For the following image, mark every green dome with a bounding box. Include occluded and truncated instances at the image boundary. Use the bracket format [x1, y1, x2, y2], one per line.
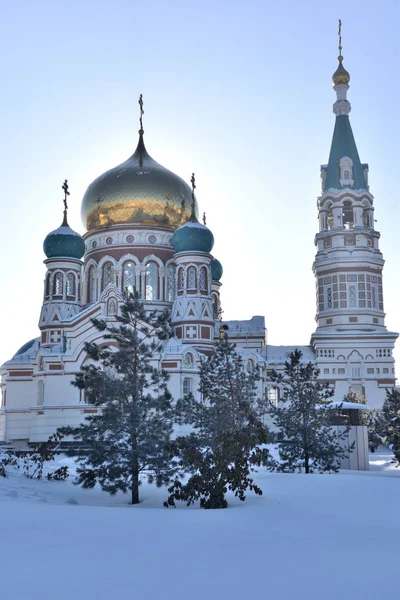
[44, 216, 85, 260]
[210, 257, 223, 281]
[172, 219, 214, 254]
[14, 338, 38, 357]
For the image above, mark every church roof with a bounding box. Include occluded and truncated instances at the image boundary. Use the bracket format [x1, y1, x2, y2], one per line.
[322, 115, 368, 192]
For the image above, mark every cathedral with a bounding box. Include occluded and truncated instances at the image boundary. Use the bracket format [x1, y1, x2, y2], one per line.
[0, 45, 397, 446]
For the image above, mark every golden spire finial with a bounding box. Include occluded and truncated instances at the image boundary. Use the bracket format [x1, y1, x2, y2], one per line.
[138, 94, 144, 134]
[332, 19, 350, 86]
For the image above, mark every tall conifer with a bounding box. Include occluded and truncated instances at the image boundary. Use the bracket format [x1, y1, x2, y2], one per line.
[165, 338, 270, 509]
[60, 291, 175, 504]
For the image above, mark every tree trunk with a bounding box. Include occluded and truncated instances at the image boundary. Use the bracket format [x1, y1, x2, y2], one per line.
[304, 452, 310, 474]
[131, 456, 139, 504]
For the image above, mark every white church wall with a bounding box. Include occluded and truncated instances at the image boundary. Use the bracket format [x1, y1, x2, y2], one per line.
[43, 374, 80, 407]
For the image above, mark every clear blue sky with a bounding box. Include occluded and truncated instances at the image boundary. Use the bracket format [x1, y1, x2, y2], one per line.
[1, 0, 400, 366]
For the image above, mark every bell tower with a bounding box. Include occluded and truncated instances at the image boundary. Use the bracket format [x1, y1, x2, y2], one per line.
[311, 22, 398, 408]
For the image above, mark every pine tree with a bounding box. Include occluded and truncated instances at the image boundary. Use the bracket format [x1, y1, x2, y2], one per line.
[267, 350, 350, 473]
[380, 388, 400, 465]
[59, 291, 175, 504]
[164, 338, 270, 509]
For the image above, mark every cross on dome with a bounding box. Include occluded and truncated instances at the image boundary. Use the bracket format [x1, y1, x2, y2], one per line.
[138, 94, 144, 134]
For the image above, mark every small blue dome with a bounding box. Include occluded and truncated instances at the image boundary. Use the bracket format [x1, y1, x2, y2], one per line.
[172, 220, 214, 254]
[210, 257, 223, 281]
[44, 215, 85, 260]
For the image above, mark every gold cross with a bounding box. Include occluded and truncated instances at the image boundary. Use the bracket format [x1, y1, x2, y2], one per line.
[338, 19, 342, 57]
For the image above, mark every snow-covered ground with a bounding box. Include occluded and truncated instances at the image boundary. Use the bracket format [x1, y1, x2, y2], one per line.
[1, 449, 399, 600]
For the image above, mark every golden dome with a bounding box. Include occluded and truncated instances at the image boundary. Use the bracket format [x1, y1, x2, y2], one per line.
[332, 56, 350, 86]
[81, 134, 195, 232]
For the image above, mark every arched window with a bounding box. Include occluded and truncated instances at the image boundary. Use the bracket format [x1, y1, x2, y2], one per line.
[45, 274, 51, 299]
[344, 171, 350, 180]
[363, 209, 371, 229]
[87, 266, 96, 303]
[102, 262, 116, 291]
[199, 266, 208, 291]
[53, 272, 63, 296]
[327, 205, 334, 230]
[167, 264, 177, 301]
[145, 262, 158, 300]
[188, 266, 196, 289]
[123, 261, 135, 295]
[178, 267, 184, 291]
[342, 201, 354, 229]
[184, 352, 194, 367]
[66, 273, 75, 296]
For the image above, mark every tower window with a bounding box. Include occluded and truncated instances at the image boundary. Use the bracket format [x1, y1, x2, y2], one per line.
[199, 266, 208, 291]
[177, 267, 184, 291]
[66, 273, 75, 296]
[372, 287, 377, 308]
[188, 266, 196, 290]
[167, 264, 177, 302]
[342, 201, 354, 229]
[349, 286, 357, 307]
[339, 156, 354, 186]
[326, 287, 332, 309]
[53, 273, 63, 296]
[45, 274, 51, 299]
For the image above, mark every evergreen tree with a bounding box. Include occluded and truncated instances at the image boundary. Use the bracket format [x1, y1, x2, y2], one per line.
[380, 388, 400, 464]
[267, 350, 350, 473]
[59, 291, 175, 504]
[164, 338, 270, 509]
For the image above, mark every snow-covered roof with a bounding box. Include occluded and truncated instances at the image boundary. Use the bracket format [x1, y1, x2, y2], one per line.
[217, 316, 265, 334]
[266, 345, 315, 363]
[330, 401, 369, 410]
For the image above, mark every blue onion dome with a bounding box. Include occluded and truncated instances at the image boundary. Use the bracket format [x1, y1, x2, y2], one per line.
[43, 213, 85, 260]
[81, 133, 196, 232]
[172, 203, 214, 254]
[210, 257, 223, 281]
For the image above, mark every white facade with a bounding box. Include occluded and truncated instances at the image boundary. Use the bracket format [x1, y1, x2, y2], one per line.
[0, 57, 397, 445]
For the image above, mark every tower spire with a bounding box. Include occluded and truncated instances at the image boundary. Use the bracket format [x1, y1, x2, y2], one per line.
[321, 21, 367, 192]
[61, 179, 70, 226]
[332, 19, 350, 90]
